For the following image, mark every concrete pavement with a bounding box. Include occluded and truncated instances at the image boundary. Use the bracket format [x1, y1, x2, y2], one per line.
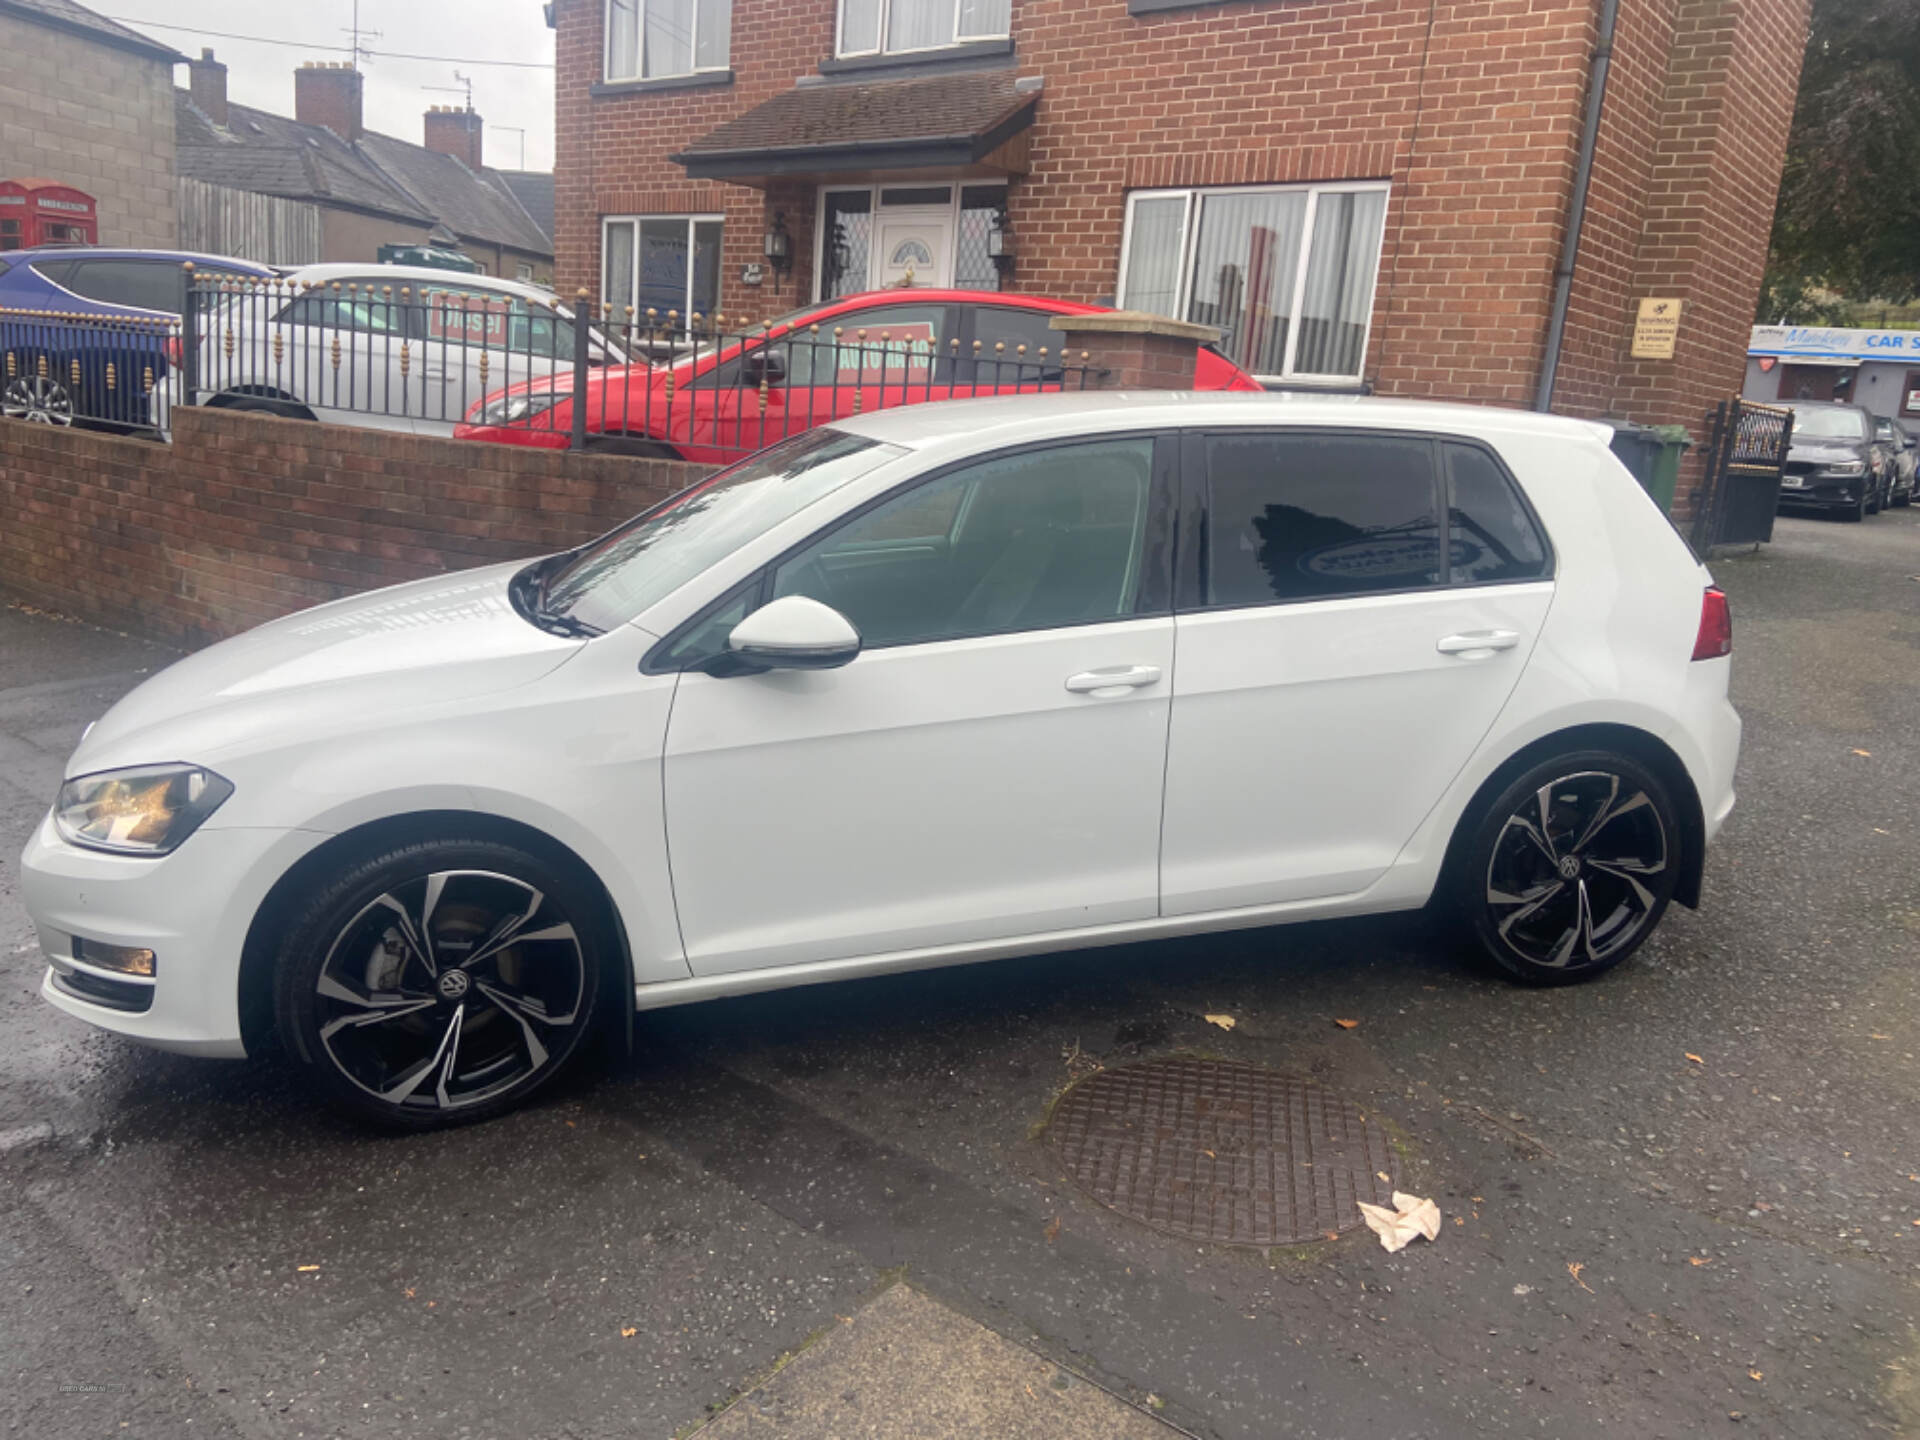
[3, 510, 1920, 1439]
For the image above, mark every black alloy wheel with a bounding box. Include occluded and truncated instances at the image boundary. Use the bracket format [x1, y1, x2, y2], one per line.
[2, 367, 75, 425]
[277, 839, 604, 1128]
[1461, 753, 1680, 985]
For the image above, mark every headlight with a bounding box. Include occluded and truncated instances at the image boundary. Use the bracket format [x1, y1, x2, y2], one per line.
[54, 764, 234, 856]
[1824, 460, 1866, 476]
[478, 388, 573, 426]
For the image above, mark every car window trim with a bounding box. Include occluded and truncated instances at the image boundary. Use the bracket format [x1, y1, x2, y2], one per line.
[642, 428, 1180, 673]
[1176, 426, 1556, 614]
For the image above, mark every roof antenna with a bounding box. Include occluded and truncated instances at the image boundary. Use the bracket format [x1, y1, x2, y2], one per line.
[424, 70, 475, 112]
[340, 0, 381, 68]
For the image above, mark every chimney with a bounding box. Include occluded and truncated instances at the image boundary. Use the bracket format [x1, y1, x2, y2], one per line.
[294, 61, 363, 142]
[188, 47, 228, 128]
[424, 106, 484, 170]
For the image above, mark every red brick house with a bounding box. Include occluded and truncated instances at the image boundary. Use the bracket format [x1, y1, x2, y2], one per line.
[552, 0, 1808, 492]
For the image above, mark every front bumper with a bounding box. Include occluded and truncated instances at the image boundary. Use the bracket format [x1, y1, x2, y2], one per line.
[1777, 474, 1865, 508]
[21, 813, 326, 1058]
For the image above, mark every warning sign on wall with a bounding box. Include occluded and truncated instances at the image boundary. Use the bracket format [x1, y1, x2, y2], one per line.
[1631, 297, 1683, 360]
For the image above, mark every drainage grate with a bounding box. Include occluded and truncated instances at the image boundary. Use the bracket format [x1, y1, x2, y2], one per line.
[1045, 1057, 1396, 1246]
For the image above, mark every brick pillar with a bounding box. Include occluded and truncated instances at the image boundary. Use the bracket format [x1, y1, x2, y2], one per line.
[1047, 312, 1221, 389]
[424, 106, 485, 170]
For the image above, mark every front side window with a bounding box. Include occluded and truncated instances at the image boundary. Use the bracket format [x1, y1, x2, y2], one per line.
[1202, 433, 1441, 606]
[602, 216, 722, 329]
[544, 428, 904, 633]
[277, 279, 406, 335]
[1120, 184, 1389, 381]
[606, 0, 731, 80]
[771, 438, 1155, 647]
[838, 0, 1009, 57]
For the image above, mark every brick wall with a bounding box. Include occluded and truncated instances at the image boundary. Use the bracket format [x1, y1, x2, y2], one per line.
[0, 409, 707, 647]
[0, 15, 177, 248]
[552, 0, 1807, 470]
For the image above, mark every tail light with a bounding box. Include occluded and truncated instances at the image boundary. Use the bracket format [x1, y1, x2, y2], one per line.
[1691, 586, 1731, 661]
[163, 334, 182, 369]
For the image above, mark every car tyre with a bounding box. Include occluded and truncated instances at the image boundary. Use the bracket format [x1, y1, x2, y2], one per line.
[2, 360, 75, 425]
[1841, 490, 1868, 523]
[583, 432, 682, 460]
[274, 836, 605, 1129]
[1454, 750, 1681, 987]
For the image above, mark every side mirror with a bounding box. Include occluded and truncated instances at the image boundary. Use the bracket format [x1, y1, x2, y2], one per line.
[725, 595, 860, 671]
[742, 349, 787, 386]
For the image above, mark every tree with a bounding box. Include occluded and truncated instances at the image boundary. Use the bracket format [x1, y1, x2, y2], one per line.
[1759, 0, 1920, 323]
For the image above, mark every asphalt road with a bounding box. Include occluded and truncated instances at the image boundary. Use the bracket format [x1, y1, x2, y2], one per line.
[4, 510, 1920, 1440]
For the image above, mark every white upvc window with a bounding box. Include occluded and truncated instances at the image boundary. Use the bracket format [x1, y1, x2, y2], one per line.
[836, 0, 1010, 58]
[1117, 181, 1391, 382]
[602, 215, 724, 329]
[606, 0, 732, 81]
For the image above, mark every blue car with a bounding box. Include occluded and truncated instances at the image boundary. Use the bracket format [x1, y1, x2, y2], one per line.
[0, 247, 274, 431]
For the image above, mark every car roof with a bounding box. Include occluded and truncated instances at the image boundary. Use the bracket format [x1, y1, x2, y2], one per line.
[827, 389, 1615, 451]
[281, 262, 556, 302]
[2, 247, 273, 272]
[821, 289, 1099, 312]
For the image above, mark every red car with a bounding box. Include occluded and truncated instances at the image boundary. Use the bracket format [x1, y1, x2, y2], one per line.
[454, 289, 1262, 464]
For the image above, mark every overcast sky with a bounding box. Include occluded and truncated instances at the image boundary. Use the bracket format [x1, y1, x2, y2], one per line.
[108, 1, 557, 172]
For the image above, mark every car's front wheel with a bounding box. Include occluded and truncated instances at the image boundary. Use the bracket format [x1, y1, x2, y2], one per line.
[3, 365, 74, 425]
[275, 837, 605, 1128]
[1457, 752, 1681, 986]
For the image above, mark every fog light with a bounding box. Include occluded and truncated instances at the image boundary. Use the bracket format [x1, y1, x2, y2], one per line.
[73, 938, 157, 978]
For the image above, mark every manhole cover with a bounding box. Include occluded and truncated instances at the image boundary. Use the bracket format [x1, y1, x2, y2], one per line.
[1046, 1057, 1396, 1246]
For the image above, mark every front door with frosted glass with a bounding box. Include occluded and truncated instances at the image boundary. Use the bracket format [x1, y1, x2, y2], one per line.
[872, 208, 954, 288]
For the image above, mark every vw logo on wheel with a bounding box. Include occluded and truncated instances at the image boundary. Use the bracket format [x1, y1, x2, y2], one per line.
[1557, 855, 1582, 880]
[437, 969, 471, 999]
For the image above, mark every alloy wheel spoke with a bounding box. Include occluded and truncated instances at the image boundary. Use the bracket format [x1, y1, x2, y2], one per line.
[1574, 785, 1652, 854]
[371, 889, 438, 979]
[1495, 879, 1568, 941]
[380, 1003, 464, 1106]
[458, 890, 551, 971]
[1545, 880, 1596, 968]
[1588, 859, 1658, 910]
[473, 979, 574, 1070]
[1531, 784, 1562, 862]
[315, 974, 437, 1040]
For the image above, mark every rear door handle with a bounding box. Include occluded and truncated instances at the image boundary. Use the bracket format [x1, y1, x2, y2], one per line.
[1065, 664, 1163, 695]
[1437, 630, 1522, 658]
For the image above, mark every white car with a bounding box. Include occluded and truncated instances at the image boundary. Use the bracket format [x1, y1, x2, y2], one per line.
[20, 392, 1740, 1127]
[170, 262, 621, 438]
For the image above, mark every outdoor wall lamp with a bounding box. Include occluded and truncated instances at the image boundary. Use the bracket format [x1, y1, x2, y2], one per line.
[988, 210, 1015, 277]
[764, 213, 793, 280]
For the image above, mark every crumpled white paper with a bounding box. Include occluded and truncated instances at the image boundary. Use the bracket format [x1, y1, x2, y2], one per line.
[1356, 1192, 1442, 1253]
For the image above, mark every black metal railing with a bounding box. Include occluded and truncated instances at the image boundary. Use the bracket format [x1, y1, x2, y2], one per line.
[1691, 396, 1794, 551]
[179, 270, 1107, 460]
[0, 304, 180, 434]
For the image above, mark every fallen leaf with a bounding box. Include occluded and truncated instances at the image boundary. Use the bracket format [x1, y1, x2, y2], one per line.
[1689, 1256, 1713, 1266]
[1568, 1261, 1594, 1293]
[1201, 1149, 1217, 1159]
[621, 1327, 637, 1339]
[1754, 1202, 1774, 1212]
[296, 1265, 320, 1273]
[1323, 1230, 1340, 1243]
[1685, 1053, 1705, 1065]
[1871, 1034, 1892, 1041]
[1334, 1018, 1360, 1030]
[404, 1287, 416, 1299]
[1376, 1171, 1390, 1183]
[1454, 1216, 1465, 1226]
[1853, 749, 1873, 758]
[1874, 828, 1892, 836]
[565, 1120, 576, 1128]
[1749, 1369, 1764, 1382]
[1044, 1216, 1061, 1245]
[1204, 1013, 1237, 1030]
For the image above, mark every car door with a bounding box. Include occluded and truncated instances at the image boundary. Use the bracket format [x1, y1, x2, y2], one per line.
[958, 302, 1075, 396]
[1159, 430, 1556, 914]
[43, 258, 183, 426]
[661, 434, 1178, 976]
[267, 277, 412, 432]
[685, 303, 959, 459]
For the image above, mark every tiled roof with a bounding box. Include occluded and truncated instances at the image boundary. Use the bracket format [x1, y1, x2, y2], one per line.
[496, 170, 555, 248]
[175, 92, 553, 259]
[358, 134, 553, 258]
[675, 69, 1038, 160]
[176, 95, 433, 221]
[0, 0, 178, 60]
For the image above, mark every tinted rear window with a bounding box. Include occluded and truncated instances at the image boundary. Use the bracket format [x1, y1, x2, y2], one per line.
[1204, 433, 1442, 605]
[1444, 443, 1550, 584]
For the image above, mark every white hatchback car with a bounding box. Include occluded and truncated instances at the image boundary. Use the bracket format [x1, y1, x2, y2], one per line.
[171, 262, 620, 437]
[21, 392, 1739, 1127]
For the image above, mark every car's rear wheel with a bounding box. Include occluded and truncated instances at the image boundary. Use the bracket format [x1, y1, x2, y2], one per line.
[1842, 490, 1868, 522]
[275, 838, 604, 1128]
[1457, 752, 1680, 986]
[584, 432, 681, 460]
[3, 365, 74, 425]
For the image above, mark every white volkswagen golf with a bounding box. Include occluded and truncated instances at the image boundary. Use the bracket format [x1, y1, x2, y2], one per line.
[21, 392, 1739, 1127]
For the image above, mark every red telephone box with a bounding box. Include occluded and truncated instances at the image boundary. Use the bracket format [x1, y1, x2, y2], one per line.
[0, 179, 99, 251]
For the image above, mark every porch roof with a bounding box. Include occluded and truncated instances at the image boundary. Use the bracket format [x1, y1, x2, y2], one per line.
[671, 69, 1040, 183]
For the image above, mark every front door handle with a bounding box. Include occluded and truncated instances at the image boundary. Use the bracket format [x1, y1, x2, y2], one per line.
[1437, 630, 1522, 658]
[1065, 664, 1163, 696]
